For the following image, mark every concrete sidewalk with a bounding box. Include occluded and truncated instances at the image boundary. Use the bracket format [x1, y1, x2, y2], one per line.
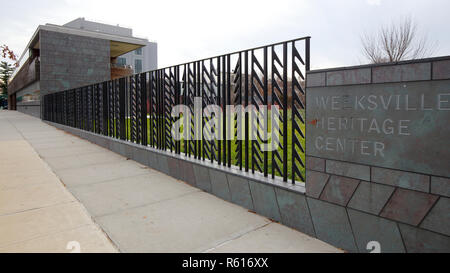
[0, 111, 117, 253]
[0, 110, 342, 253]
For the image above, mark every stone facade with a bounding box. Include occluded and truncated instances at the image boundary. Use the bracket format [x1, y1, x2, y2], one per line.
[305, 56, 450, 253]
[39, 30, 111, 96]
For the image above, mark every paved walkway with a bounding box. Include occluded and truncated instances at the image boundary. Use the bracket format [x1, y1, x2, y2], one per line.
[0, 110, 341, 253]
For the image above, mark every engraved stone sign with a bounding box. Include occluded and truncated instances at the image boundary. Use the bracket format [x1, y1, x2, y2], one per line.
[306, 80, 450, 177]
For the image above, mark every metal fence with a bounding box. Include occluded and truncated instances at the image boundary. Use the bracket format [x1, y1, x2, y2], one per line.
[42, 37, 310, 183]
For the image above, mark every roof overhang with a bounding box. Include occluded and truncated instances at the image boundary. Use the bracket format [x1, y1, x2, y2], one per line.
[15, 24, 148, 62]
[110, 41, 143, 58]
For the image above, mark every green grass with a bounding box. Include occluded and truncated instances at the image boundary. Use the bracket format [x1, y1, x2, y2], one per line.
[104, 109, 305, 183]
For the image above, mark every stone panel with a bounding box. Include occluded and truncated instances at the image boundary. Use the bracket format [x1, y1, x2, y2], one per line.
[132, 146, 149, 166]
[193, 165, 212, 193]
[39, 30, 110, 96]
[371, 167, 429, 192]
[307, 197, 357, 252]
[399, 224, 450, 253]
[178, 160, 196, 186]
[306, 72, 326, 87]
[306, 156, 325, 172]
[326, 68, 371, 86]
[372, 65, 402, 83]
[167, 157, 180, 180]
[431, 176, 450, 197]
[147, 151, 158, 169]
[348, 209, 405, 253]
[306, 80, 450, 178]
[227, 174, 254, 211]
[380, 189, 438, 226]
[209, 169, 231, 202]
[348, 181, 395, 215]
[320, 175, 360, 206]
[420, 197, 450, 236]
[400, 62, 431, 82]
[326, 160, 370, 180]
[305, 170, 329, 198]
[248, 181, 281, 222]
[156, 154, 169, 174]
[275, 188, 315, 237]
[433, 60, 450, 80]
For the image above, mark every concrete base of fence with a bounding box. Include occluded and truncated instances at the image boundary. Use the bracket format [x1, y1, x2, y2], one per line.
[44, 121, 450, 253]
[17, 101, 40, 118]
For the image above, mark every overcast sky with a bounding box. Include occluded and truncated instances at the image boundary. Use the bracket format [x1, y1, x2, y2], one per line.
[1, 0, 449, 70]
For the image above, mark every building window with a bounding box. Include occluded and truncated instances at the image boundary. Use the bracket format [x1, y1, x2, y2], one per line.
[135, 59, 143, 73]
[135, 48, 142, 55]
[117, 57, 126, 66]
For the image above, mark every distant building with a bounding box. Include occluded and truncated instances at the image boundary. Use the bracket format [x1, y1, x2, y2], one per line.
[8, 18, 157, 117]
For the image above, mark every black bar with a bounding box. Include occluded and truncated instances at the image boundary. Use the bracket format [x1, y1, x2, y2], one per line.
[263, 46, 268, 177]
[283, 43, 288, 182]
[119, 78, 126, 140]
[244, 51, 249, 172]
[141, 73, 148, 146]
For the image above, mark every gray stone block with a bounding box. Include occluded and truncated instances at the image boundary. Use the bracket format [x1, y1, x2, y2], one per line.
[433, 60, 450, 80]
[348, 181, 395, 215]
[306, 170, 329, 198]
[401, 62, 431, 81]
[227, 174, 254, 211]
[380, 188, 438, 226]
[275, 188, 315, 237]
[193, 165, 212, 192]
[119, 143, 133, 158]
[306, 80, 450, 178]
[132, 146, 148, 166]
[157, 154, 169, 175]
[109, 141, 123, 156]
[373, 62, 431, 83]
[326, 160, 370, 181]
[372, 65, 402, 83]
[399, 224, 450, 253]
[371, 167, 429, 192]
[306, 72, 326, 87]
[179, 160, 196, 186]
[167, 157, 180, 180]
[348, 209, 405, 253]
[248, 181, 281, 222]
[95, 136, 110, 149]
[147, 152, 158, 169]
[320, 175, 360, 206]
[306, 156, 325, 172]
[420, 197, 450, 236]
[431, 176, 450, 197]
[209, 169, 231, 201]
[307, 197, 358, 252]
[326, 68, 371, 86]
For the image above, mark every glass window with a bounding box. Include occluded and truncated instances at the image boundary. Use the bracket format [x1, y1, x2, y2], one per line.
[135, 48, 142, 55]
[135, 59, 143, 74]
[117, 57, 126, 66]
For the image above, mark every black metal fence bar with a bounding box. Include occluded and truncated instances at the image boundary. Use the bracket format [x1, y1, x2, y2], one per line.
[42, 37, 310, 183]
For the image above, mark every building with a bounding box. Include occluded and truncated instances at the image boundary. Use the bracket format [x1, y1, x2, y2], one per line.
[63, 18, 157, 74]
[8, 18, 158, 117]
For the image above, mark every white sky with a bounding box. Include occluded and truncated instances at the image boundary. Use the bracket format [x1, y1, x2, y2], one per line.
[1, 0, 449, 70]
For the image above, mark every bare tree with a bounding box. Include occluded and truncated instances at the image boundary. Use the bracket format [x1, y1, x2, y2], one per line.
[361, 17, 437, 64]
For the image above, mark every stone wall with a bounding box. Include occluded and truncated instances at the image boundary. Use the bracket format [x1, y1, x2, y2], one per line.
[44, 56, 450, 253]
[305, 56, 450, 252]
[17, 101, 41, 118]
[39, 30, 111, 96]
